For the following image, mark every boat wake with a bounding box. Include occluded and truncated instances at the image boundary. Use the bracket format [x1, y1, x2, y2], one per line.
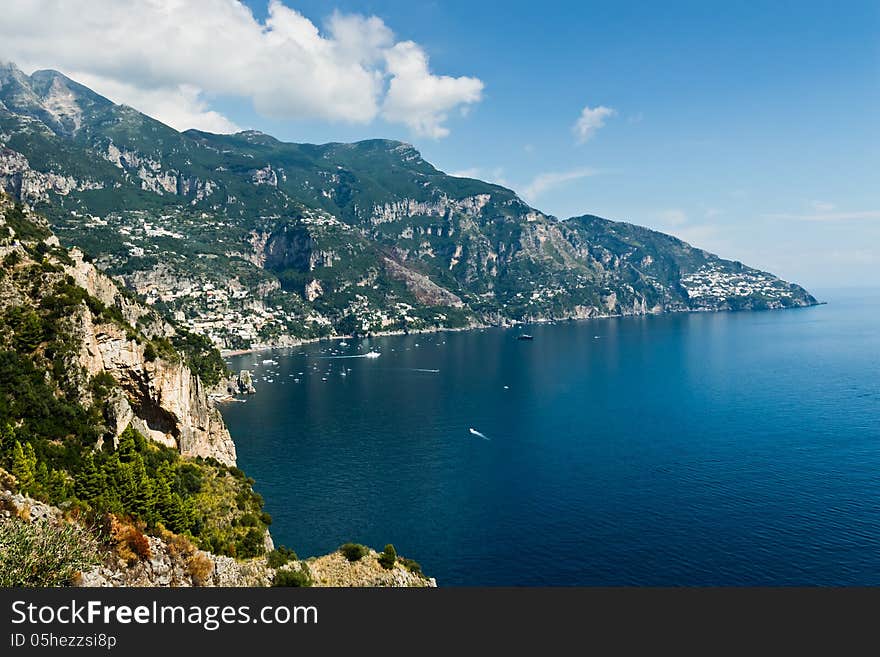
[315, 351, 381, 360]
[469, 428, 490, 441]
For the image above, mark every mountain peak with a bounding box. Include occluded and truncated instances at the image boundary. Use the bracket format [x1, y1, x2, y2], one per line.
[0, 61, 112, 136]
[234, 129, 279, 145]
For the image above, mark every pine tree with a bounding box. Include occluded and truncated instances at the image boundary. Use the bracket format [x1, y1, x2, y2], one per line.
[0, 423, 15, 458]
[34, 460, 49, 498]
[75, 452, 104, 502]
[119, 455, 156, 524]
[10, 441, 36, 493]
[47, 469, 72, 502]
[155, 464, 176, 528]
[115, 428, 138, 462]
[13, 311, 44, 353]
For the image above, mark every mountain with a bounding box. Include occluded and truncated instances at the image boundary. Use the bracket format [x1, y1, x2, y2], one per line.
[0, 62, 817, 349]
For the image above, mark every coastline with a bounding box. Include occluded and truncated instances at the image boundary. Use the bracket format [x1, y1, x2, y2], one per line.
[219, 323, 489, 357]
[220, 300, 822, 358]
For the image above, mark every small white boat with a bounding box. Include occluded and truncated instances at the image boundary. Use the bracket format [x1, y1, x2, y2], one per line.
[339, 341, 349, 347]
[364, 351, 381, 359]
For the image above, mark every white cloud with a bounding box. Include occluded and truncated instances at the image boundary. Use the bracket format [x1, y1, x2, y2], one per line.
[572, 105, 616, 144]
[382, 41, 483, 138]
[0, 0, 483, 137]
[658, 209, 688, 226]
[70, 74, 239, 134]
[449, 168, 483, 179]
[766, 210, 880, 222]
[522, 168, 598, 202]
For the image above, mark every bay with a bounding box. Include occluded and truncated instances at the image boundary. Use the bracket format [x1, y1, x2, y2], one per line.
[221, 288, 880, 585]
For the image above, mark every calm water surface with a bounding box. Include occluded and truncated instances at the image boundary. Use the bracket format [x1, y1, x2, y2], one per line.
[221, 289, 880, 585]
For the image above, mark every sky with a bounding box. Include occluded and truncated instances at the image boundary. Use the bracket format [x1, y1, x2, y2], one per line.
[1, 0, 877, 289]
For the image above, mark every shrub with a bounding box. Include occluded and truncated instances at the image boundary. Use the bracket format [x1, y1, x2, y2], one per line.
[89, 372, 117, 400]
[378, 544, 396, 570]
[0, 519, 99, 587]
[267, 546, 298, 569]
[399, 557, 422, 576]
[107, 516, 152, 565]
[272, 565, 312, 587]
[339, 542, 368, 562]
[238, 527, 266, 558]
[143, 342, 157, 362]
[186, 552, 214, 586]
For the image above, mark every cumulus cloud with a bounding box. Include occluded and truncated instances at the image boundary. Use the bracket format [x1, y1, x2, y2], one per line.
[573, 105, 616, 143]
[0, 0, 483, 136]
[382, 41, 483, 138]
[522, 168, 599, 202]
[70, 74, 240, 134]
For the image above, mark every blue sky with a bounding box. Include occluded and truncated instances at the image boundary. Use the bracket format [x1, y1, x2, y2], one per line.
[2, 1, 877, 288]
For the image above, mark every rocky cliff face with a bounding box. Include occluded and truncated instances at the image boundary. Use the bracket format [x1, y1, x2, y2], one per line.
[74, 307, 236, 463]
[0, 197, 237, 465]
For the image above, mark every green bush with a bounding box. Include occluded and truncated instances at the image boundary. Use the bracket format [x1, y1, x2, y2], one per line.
[267, 545, 298, 569]
[272, 565, 312, 587]
[339, 542, 368, 562]
[378, 543, 396, 570]
[0, 519, 99, 587]
[89, 372, 117, 400]
[399, 557, 422, 576]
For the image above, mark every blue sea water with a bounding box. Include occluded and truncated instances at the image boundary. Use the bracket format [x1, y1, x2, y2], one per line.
[221, 289, 880, 585]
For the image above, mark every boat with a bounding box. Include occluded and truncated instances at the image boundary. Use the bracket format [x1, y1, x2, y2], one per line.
[339, 341, 349, 347]
[517, 334, 534, 341]
[364, 351, 381, 358]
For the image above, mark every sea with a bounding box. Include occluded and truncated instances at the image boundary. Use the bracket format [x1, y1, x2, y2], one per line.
[221, 288, 880, 585]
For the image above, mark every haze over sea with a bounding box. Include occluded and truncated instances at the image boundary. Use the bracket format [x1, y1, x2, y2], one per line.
[222, 289, 880, 585]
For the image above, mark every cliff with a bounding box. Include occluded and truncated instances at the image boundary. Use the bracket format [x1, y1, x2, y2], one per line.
[0, 194, 434, 587]
[0, 195, 236, 465]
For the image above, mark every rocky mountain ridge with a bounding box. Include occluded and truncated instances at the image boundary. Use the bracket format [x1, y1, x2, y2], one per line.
[0, 61, 817, 352]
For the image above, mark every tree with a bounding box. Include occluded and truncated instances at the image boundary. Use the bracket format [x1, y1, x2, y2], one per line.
[10, 441, 36, 493]
[34, 460, 49, 498]
[0, 423, 15, 456]
[75, 452, 105, 502]
[339, 543, 368, 562]
[12, 311, 44, 353]
[47, 469, 72, 502]
[378, 543, 397, 570]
